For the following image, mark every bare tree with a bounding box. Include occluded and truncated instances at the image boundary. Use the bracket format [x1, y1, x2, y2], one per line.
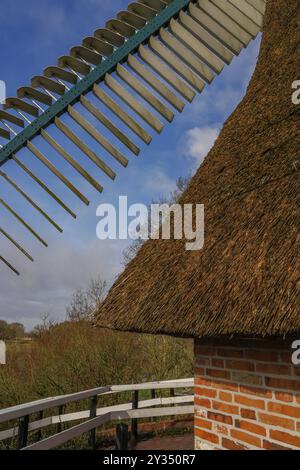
[66, 277, 107, 322]
[122, 176, 191, 266]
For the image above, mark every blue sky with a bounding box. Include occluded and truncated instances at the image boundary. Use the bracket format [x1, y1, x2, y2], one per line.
[0, 0, 261, 329]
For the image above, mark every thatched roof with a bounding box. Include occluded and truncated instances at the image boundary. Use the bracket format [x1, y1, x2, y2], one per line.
[95, 0, 300, 339]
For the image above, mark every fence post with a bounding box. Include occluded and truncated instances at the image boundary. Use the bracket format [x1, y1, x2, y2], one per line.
[89, 395, 98, 450]
[131, 390, 139, 444]
[170, 388, 175, 406]
[36, 410, 43, 442]
[116, 423, 129, 450]
[17, 415, 29, 449]
[150, 389, 156, 422]
[56, 405, 64, 434]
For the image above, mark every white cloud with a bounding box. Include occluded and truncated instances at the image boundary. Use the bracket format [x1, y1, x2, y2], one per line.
[184, 126, 220, 168]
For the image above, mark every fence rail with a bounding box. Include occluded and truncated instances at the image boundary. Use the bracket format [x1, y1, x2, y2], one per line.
[0, 378, 194, 450]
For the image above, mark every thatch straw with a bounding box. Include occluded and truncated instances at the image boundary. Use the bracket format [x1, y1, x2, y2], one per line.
[95, 0, 300, 339]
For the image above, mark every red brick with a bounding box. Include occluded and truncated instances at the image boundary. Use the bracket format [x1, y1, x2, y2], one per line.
[234, 394, 265, 410]
[207, 411, 233, 425]
[222, 437, 246, 450]
[232, 371, 262, 386]
[212, 358, 224, 368]
[269, 429, 300, 448]
[268, 402, 300, 419]
[256, 363, 291, 375]
[195, 367, 205, 376]
[219, 391, 232, 403]
[214, 380, 238, 392]
[279, 352, 292, 363]
[194, 377, 211, 387]
[230, 429, 262, 448]
[240, 385, 272, 398]
[263, 440, 291, 450]
[214, 423, 229, 436]
[205, 368, 231, 380]
[235, 419, 266, 437]
[247, 351, 278, 362]
[212, 400, 239, 415]
[195, 417, 212, 430]
[195, 397, 211, 409]
[241, 408, 256, 420]
[195, 428, 219, 445]
[195, 358, 210, 366]
[195, 345, 215, 356]
[226, 360, 255, 372]
[275, 392, 294, 403]
[217, 348, 244, 358]
[195, 386, 217, 398]
[265, 377, 300, 392]
[259, 412, 295, 431]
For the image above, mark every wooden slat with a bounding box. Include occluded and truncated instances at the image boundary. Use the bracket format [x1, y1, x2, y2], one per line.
[27, 141, 90, 205]
[210, 0, 260, 37]
[160, 28, 214, 83]
[139, 45, 195, 102]
[12, 155, 77, 219]
[246, 0, 266, 15]
[116, 63, 174, 121]
[0, 256, 19, 276]
[128, 54, 185, 111]
[188, 2, 243, 55]
[80, 95, 140, 155]
[0, 198, 48, 247]
[196, 0, 252, 47]
[149, 36, 205, 93]
[93, 85, 152, 144]
[0, 227, 34, 262]
[228, 0, 264, 27]
[55, 117, 116, 180]
[179, 11, 234, 64]
[68, 106, 128, 167]
[41, 129, 103, 193]
[169, 19, 224, 74]
[105, 73, 164, 133]
[0, 170, 63, 232]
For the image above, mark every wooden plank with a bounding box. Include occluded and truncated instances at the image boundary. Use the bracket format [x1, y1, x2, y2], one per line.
[188, 2, 243, 55]
[246, 0, 266, 15]
[196, 0, 252, 47]
[0, 379, 193, 424]
[210, 0, 260, 37]
[149, 36, 205, 93]
[68, 105, 128, 167]
[23, 406, 194, 450]
[93, 84, 152, 144]
[105, 73, 163, 133]
[228, 0, 264, 27]
[27, 141, 90, 205]
[169, 19, 224, 74]
[55, 117, 116, 180]
[179, 11, 234, 64]
[116, 63, 174, 122]
[128, 54, 185, 112]
[159, 28, 214, 83]
[41, 129, 103, 193]
[80, 95, 140, 156]
[138, 45, 195, 102]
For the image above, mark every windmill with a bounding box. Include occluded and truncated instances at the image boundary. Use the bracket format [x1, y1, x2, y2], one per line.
[0, 0, 265, 275]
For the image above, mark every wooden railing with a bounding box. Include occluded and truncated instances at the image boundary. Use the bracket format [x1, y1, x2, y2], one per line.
[0, 378, 194, 450]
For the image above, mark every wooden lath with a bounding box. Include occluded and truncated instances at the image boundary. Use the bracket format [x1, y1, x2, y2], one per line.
[0, 0, 266, 274]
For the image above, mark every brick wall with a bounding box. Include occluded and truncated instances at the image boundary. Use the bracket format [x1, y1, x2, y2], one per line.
[194, 339, 300, 450]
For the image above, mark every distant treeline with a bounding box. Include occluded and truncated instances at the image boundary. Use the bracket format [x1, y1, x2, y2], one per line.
[0, 320, 26, 340]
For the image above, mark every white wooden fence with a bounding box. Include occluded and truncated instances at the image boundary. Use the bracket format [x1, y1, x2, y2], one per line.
[0, 378, 194, 450]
